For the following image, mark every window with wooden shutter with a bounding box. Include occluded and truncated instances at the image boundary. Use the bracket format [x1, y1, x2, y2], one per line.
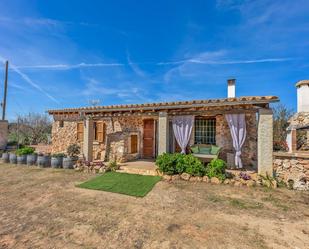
[94, 122, 106, 143]
[77, 122, 84, 141]
[130, 135, 138, 153]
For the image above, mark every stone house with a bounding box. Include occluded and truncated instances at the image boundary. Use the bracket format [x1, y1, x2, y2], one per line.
[48, 80, 278, 175]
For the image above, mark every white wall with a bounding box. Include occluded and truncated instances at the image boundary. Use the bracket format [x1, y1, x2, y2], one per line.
[297, 84, 309, 112]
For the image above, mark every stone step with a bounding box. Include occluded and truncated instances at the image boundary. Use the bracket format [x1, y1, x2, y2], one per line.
[117, 166, 158, 176]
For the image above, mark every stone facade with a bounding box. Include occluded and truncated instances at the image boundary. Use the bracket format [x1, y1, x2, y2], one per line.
[216, 113, 257, 168]
[51, 113, 258, 166]
[273, 152, 309, 190]
[52, 116, 146, 162]
[51, 121, 82, 154]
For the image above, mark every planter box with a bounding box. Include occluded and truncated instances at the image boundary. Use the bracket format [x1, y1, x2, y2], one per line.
[27, 154, 37, 166]
[9, 153, 17, 164]
[51, 157, 63, 168]
[62, 157, 75, 169]
[17, 155, 27, 165]
[1, 152, 9, 163]
[37, 155, 50, 168]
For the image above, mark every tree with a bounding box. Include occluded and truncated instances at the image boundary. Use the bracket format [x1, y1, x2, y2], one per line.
[8, 113, 52, 145]
[272, 104, 294, 142]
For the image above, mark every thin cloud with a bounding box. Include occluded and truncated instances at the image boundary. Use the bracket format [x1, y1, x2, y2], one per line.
[14, 62, 124, 70]
[127, 53, 146, 77]
[157, 57, 292, 65]
[0, 56, 59, 104]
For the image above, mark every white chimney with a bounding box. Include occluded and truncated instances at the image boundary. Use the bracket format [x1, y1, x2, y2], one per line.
[296, 80, 309, 112]
[227, 79, 236, 98]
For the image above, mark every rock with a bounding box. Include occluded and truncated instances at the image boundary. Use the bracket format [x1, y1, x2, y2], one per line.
[99, 167, 105, 173]
[230, 179, 235, 184]
[223, 179, 230, 184]
[163, 175, 172, 181]
[171, 175, 180, 181]
[180, 173, 191, 181]
[196, 176, 203, 182]
[189, 177, 197, 182]
[202, 176, 210, 182]
[246, 180, 256, 187]
[293, 180, 309, 191]
[210, 177, 221, 184]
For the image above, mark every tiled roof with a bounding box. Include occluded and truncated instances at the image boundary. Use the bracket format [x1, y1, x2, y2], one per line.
[48, 96, 279, 114]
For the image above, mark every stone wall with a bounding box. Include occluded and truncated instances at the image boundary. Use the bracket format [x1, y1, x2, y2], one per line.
[51, 117, 145, 162]
[273, 152, 309, 190]
[51, 121, 82, 154]
[216, 113, 257, 168]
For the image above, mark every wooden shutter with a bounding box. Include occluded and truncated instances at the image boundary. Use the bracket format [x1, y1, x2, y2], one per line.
[77, 122, 84, 141]
[131, 135, 138, 153]
[94, 122, 105, 143]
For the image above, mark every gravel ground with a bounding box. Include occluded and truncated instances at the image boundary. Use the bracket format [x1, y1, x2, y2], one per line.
[0, 164, 309, 249]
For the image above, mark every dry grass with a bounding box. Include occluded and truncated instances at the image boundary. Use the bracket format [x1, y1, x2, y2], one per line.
[0, 164, 309, 249]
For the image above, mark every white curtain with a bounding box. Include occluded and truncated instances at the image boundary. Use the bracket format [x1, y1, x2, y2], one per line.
[172, 116, 194, 154]
[225, 114, 247, 168]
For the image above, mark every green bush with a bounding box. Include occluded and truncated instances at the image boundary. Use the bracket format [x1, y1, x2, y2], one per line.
[15, 146, 35, 156]
[205, 159, 227, 180]
[156, 153, 205, 176]
[184, 154, 205, 176]
[155, 153, 177, 175]
[51, 153, 65, 158]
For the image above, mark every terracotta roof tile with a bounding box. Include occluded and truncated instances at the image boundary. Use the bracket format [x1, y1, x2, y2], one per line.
[47, 95, 279, 114]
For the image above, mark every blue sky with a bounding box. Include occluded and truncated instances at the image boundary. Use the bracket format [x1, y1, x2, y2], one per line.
[0, 0, 308, 120]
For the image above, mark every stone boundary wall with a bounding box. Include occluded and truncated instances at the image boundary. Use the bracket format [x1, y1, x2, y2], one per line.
[273, 152, 309, 190]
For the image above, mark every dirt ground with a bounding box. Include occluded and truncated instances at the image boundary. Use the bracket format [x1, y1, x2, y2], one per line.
[0, 164, 309, 249]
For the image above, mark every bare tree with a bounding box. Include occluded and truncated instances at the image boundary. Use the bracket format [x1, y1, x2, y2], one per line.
[273, 104, 294, 142]
[9, 113, 52, 145]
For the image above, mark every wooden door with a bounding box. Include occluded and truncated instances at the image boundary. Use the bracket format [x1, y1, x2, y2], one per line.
[143, 119, 154, 158]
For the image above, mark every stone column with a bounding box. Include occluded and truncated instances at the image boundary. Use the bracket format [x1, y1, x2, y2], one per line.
[257, 108, 273, 176]
[0, 120, 8, 150]
[158, 112, 169, 155]
[291, 129, 297, 152]
[83, 118, 94, 161]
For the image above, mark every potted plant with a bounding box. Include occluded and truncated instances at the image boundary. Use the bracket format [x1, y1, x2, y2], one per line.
[1, 151, 9, 163]
[9, 151, 17, 164]
[16, 147, 35, 165]
[37, 153, 51, 168]
[26, 152, 37, 166]
[51, 153, 65, 168]
[63, 144, 80, 169]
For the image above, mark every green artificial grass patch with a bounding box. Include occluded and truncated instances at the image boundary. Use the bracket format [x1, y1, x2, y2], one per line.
[77, 172, 161, 197]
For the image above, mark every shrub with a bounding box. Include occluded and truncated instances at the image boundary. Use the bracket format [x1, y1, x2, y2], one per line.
[15, 146, 35, 156]
[106, 160, 119, 172]
[67, 144, 80, 158]
[273, 140, 288, 152]
[51, 153, 65, 158]
[155, 153, 177, 175]
[183, 154, 205, 176]
[206, 159, 227, 180]
[156, 153, 206, 176]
